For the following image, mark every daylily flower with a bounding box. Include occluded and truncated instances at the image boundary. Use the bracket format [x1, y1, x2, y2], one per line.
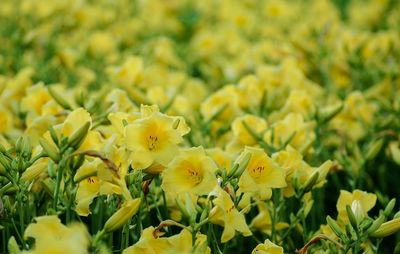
[237, 147, 286, 200]
[125, 111, 188, 171]
[162, 146, 218, 195]
[251, 239, 284, 254]
[209, 187, 252, 243]
[23, 216, 90, 254]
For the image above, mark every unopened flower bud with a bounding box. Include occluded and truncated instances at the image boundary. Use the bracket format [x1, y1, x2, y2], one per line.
[367, 214, 386, 235]
[20, 159, 47, 182]
[229, 152, 251, 178]
[8, 236, 20, 254]
[301, 172, 319, 193]
[49, 126, 59, 145]
[0, 153, 11, 171]
[365, 139, 384, 161]
[346, 204, 358, 229]
[326, 216, 347, 240]
[39, 138, 60, 162]
[48, 86, 72, 109]
[104, 198, 141, 233]
[319, 103, 343, 124]
[383, 199, 396, 217]
[369, 218, 400, 238]
[389, 142, 400, 166]
[68, 122, 91, 149]
[41, 178, 56, 196]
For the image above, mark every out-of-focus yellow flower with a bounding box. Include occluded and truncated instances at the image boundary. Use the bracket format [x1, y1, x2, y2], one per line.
[88, 32, 115, 56]
[122, 226, 170, 254]
[250, 202, 289, 234]
[23, 216, 90, 254]
[209, 187, 252, 243]
[162, 146, 217, 195]
[74, 159, 103, 216]
[330, 91, 377, 141]
[107, 56, 143, 87]
[336, 189, 377, 225]
[265, 113, 315, 153]
[123, 227, 210, 254]
[237, 147, 286, 200]
[104, 198, 141, 233]
[20, 158, 48, 182]
[206, 147, 235, 173]
[200, 85, 241, 123]
[251, 239, 284, 254]
[227, 115, 268, 152]
[273, 146, 332, 197]
[125, 111, 188, 171]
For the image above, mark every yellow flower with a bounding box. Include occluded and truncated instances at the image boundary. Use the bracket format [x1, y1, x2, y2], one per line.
[209, 187, 252, 243]
[206, 147, 235, 173]
[280, 89, 315, 119]
[272, 146, 332, 197]
[250, 202, 288, 234]
[162, 146, 218, 195]
[237, 147, 286, 200]
[264, 113, 315, 153]
[251, 239, 284, 254]
[200, 85, 241, 122]
[227, 115, 268, 152]
[125, 111, 187, 171]
[336, 189, 377, 225]
[88, 32, 115, 56]
[74, 159, 103, 216]
[107, 56, 143, 87]
[123, 227, 210, 254]
[23, 216, 90, 254]
[122, 226, 170, 254]
[104, 198, 141, 233]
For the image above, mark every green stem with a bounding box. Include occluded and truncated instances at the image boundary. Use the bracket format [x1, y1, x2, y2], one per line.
[53, 161, 65, 211]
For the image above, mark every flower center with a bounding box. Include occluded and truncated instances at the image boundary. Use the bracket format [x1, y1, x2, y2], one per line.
[250, 165, 265, 179]
[187, 168, 202, 185]
[147, 135, 158, 151]
[225, 205, 235, 214]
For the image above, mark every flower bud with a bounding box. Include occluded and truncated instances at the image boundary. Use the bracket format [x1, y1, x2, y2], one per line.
[0, 143, 6, 153]
[369, 218, 400, 238]
[48, 86, 71, 109]
[15, 136, 24, 154]
[301, 172, 319, 193]
[326, 216, 347, 240]
[104, 198, 141, 233]
[319, 103, 343, 124]
[389, 142, 400, 166]
[365, 139, 384, 161]
[20, 159, 47, 182]
[22, 137, 32, 159]
[0, 153, 11, 171]
[366, 214, 385, 235]
[229, 152, 251, 178]
[41, 178, 56, 196]
[346, 205, 358, 229]
[383, 199, 396, 217]
[49, 125, 59, 145]
[39, 138, 60, 162]
[8, 236, 20, 254]
[68, 122, 91, 149]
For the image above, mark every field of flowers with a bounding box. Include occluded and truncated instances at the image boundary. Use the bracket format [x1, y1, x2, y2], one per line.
[0, 0, 400, 253]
